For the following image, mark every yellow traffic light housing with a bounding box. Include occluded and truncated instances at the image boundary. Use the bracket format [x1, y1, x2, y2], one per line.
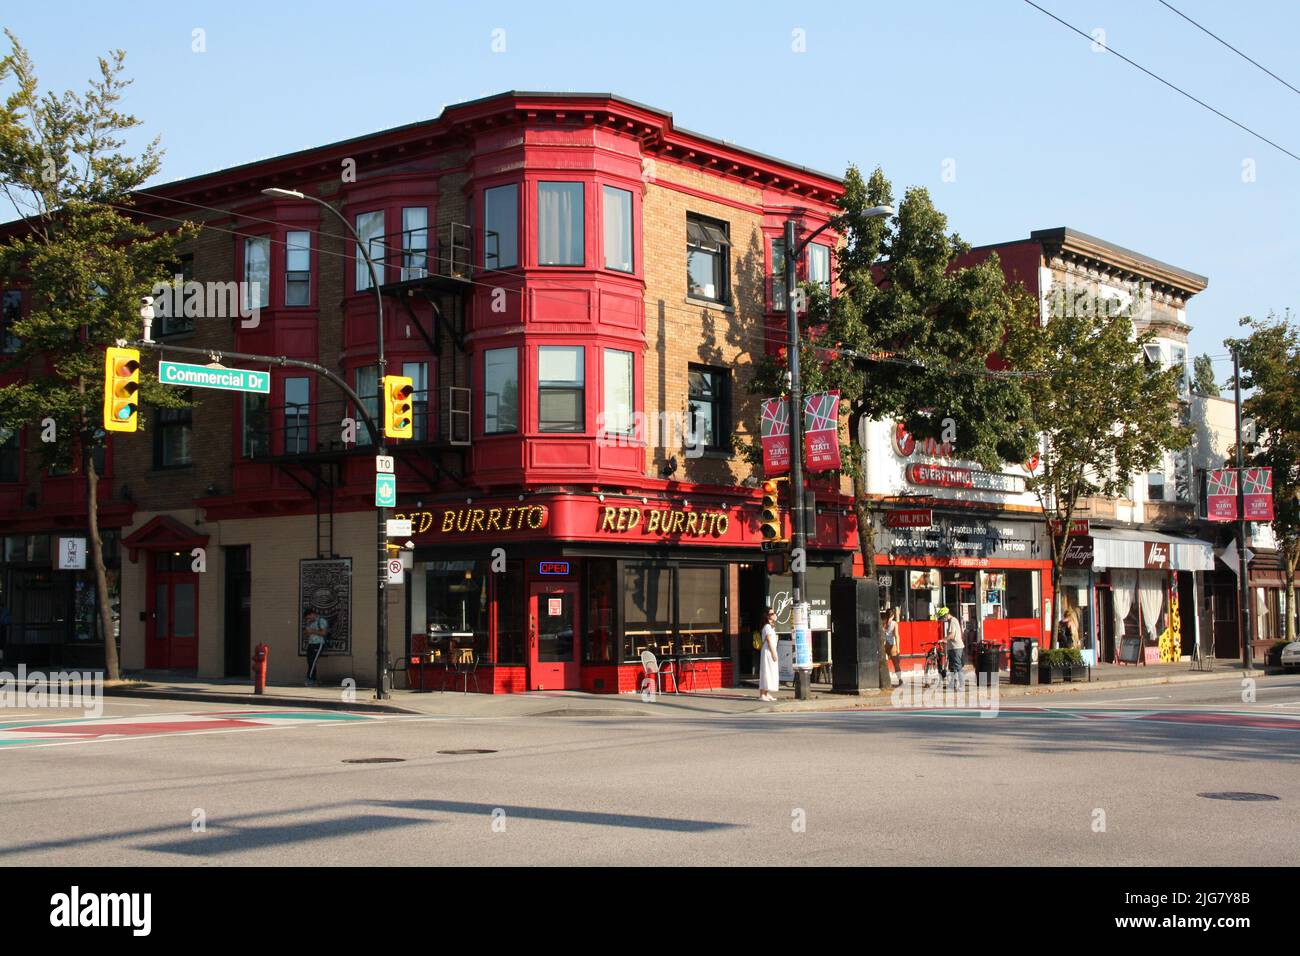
[760, 478, 787, 543]
[103, 346, 141, 433]
[383, 375, 414, 439]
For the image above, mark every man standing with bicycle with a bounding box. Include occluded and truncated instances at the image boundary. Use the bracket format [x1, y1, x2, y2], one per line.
[938, 606, 964, 691]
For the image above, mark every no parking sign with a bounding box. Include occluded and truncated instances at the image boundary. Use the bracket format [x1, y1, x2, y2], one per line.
[387, 558, 404, 584]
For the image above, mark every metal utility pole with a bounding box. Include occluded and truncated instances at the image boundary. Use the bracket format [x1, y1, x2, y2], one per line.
[1233, 346, 1253, 672]
[263, 188, 391, 699]
[782, 205, 893, 700]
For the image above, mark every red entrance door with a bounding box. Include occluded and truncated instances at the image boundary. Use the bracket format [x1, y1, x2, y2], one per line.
[146, 553, 199, 669]
[528, 583, 580, 690]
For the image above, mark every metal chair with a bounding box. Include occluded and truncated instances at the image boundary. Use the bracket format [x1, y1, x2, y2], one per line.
[640, 649, 676, 695]
[678, 658, 714, 694]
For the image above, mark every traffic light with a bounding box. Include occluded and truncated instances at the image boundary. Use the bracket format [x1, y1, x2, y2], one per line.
[103, 346, 141, 432]
[760, 478, 787, 543]
[383, 374, 414, 439]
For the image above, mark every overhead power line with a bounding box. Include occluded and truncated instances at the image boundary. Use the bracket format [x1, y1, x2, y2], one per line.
[1156, 0, 1300, 98]
[1022, 0, 1300, 164]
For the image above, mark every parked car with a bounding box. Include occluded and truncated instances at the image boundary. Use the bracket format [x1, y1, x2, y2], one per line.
[1281, 640, 1300, 673]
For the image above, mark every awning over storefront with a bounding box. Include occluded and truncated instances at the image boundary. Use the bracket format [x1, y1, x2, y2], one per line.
[1090, 527, 1214, 572]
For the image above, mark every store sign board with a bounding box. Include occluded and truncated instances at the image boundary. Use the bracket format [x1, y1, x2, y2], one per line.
[886, 509, 933, 529]
[1143, 541, 1171, 570]
[1062, 536, 1094, 569]
[394, 505, 550, 536]
[56, 537, 87, 570]
[880, 515, 1045, 563]
[1047, 519, 1090, 537]
[598, 505, 730, 538]
[905, 464, 1025, 494]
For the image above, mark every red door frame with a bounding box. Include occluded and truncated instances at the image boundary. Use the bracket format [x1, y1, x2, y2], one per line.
[145, 556, 199, 669]
[528, 581, 580, 690]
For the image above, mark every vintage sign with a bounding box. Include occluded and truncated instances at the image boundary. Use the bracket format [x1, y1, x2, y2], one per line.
[1243, 467, 1274, 521]
[1206, 468, 1238, 521]
[885, 509, 934, 529]
[803, 390, 841, 471]
[1062, 536, 1095, 569]
[760, 397, 791, 475]
[598, 505, 730, 538]
[1143, 540, 1171, 570]
[393, 505, 549, 535]
[298, 558, 351, 657]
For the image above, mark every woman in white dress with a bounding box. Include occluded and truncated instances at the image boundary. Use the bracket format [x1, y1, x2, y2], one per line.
[759, 608, 779, 701]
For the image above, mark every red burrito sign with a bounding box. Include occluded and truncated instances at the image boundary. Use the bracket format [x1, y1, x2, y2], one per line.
[760, 397, 791, 475]
[803, 390, 842, 471]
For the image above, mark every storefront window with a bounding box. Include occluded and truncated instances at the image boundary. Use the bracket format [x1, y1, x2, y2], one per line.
[678, 565, 725, 657]
[585, 561, 617, 663]
[623, 563, 672, 661]
[495, 563, 524, 664]
[418, 560, 489, 661]
[878, 570, 906, 618]
[908, 568, 941, 621]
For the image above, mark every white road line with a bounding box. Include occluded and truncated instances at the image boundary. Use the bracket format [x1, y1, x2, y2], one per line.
[1097, 696, 1163, 703]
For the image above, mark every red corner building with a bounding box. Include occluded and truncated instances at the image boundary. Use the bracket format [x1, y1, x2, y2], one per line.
[0, 92, 862, 691]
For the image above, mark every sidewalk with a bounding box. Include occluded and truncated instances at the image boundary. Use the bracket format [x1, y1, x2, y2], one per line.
[105, 659, 1254, 718]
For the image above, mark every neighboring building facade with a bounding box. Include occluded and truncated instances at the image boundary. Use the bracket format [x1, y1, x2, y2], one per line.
[0, 92, 861, 690]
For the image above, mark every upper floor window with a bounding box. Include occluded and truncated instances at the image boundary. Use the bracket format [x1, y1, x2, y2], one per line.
[1, 289, 23, 353]
[355, 211, 385, 290]
[401, 208, 428, 280]
[285, 377, 310, 454]
[688, 365, 730, 453]
[402, 361, 430, 441]
[603, 186, 633, 273]
[285, 233, 311, 306]
[603, 349, 634, 437]
[484, 347, 519, 435]
[0, 427, 19, 483]
[158, 255, 194, 335]
[686, 215, 730, 303]
[1147, 470, 1166, 502]
[808, 243, 830, 290]
[770, 238, 787, 311]
[484, 184, 518, 269]
[537, 182, 584, 266]
[1170, 344, 1189, 398]
[243, 237, 270, 311]
[538, 346, 584, 433]
[242, 392, 269, 458]
[154, 395, 193, 469]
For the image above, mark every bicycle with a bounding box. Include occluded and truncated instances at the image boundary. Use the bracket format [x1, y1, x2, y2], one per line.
[921, 640, 948, 687]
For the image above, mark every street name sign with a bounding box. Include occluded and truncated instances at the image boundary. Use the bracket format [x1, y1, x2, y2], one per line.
[158, 360, 270, 394]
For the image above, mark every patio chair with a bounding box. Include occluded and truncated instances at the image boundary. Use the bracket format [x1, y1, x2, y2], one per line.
[678, 658, 714, 694]
[640, 649, 676, 695]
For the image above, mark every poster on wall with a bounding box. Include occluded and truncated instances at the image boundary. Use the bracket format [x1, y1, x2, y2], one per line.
[760, 397, 791, 474]
[803, 390, 842, 470]
[298, 558, 352, 657]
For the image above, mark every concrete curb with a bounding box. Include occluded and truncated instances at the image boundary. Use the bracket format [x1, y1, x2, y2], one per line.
[102, 685, 422, 716]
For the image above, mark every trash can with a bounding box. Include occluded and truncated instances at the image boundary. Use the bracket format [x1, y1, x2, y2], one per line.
[976, 641, 1004, 678]
[1009, 637, 1038, 685]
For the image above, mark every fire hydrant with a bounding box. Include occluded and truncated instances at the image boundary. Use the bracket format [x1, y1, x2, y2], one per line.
[252, 642, 269, 695]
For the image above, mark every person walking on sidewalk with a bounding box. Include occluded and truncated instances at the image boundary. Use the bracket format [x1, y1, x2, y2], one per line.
[938, 606, 964, 690]
[758, 608, 779, 702]
[882, 607, 903, 687]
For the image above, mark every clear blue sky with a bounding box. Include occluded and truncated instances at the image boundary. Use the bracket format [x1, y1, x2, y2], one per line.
[6, 0, 1298, 382]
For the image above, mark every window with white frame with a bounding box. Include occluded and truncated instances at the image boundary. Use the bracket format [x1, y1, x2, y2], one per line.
[603, 186, 633, 272]
[402, 208, 428, 280]
[243, 237, 270, 310]
[355, 211, 385, 290]
[538, 346, 585, 433]
[603, 349, 634, 437]
[686, 215, 730, 302]
[808, 243, 830, 289]
[285, 232, 310, 306]
[770, 237, 787, 311]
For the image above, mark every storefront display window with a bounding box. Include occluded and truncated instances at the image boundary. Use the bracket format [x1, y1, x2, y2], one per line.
[621, 562, 728, 661]
[496, 563, 524, 664]
[678, 566, 724, 656]
[585, 560, 617, 663]
[418, 560, 489, 661]
[623, 564, 672, 661]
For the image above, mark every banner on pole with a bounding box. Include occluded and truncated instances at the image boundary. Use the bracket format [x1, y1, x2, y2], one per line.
[1243, 467, 1274, 520]
[1206, 468, 1238, 521]
[803, 390, 842, 471]
[760, 397, 791, 475]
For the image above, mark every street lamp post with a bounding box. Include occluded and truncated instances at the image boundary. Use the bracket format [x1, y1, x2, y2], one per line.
[1232, 345, 1253, 673]
[263, 187, 392, 699]
[783, 204, 893, 700]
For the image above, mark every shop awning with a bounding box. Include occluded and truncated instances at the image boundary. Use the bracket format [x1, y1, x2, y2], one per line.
[1090, 527, 1214, 572]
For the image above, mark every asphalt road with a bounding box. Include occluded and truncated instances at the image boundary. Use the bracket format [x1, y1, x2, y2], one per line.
[1, 674, 1298, 866]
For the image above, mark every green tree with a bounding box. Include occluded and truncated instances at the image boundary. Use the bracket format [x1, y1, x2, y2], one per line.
[1191, 353, 1220, 397]
[743, 166, 1039, 605]
[1000, 289, 1190, 643]
[1229, 312, 1300, 641]
[0, 33, 194, 679]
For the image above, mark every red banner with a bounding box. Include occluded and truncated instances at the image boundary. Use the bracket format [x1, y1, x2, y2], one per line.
[886, 509, 933, 529]
[1243, 467, 1274, 520]
[1206, 468, 1238, 521]
[1047, 518, 1090, 537]
[760, 397, 790, 475]
[803, 390, 842, 471]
